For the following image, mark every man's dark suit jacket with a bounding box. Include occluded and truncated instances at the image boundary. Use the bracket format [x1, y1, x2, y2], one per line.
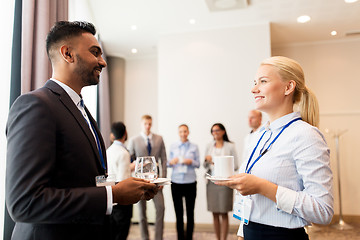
[6, 80, 109, 240]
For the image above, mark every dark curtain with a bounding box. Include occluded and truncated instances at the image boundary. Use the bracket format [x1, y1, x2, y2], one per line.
[5, 0, 22, 238]
[21, 0, 68, 93]
[9, 0, 22, 108]
[5, 0, 68, 239]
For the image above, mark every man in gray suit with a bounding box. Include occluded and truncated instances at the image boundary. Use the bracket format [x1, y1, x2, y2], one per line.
[6, 21, 158, 240]
[128, 115, 167, 240]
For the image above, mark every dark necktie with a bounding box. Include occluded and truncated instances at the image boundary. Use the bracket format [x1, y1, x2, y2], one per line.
[147, 137, 152, 155]
[80, 99, 106, 170]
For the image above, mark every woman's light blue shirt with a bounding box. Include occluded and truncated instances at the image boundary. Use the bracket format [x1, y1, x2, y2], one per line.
[168, 140, 200, 184]
[240, 112, 333, 228]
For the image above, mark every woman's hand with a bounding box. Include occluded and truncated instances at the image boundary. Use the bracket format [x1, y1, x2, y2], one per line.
[205, 155, 213, 164]
[182, 159, 193, 165]
[216, 173, 263, 195]
[215, 173, 278, 202]
[169, 157, 179, 165]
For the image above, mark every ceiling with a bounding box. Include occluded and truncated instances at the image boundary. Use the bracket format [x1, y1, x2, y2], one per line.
[87, 0, 360, 59]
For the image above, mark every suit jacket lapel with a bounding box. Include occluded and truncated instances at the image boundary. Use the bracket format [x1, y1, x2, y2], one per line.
[150, 135, 157, 156]
[44, 81, 104, 172]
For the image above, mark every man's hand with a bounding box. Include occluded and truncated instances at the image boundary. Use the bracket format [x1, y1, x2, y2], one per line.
[129, 162, 136, 171]
[111, 177, 159, 205]
[142, 185, 163, 201]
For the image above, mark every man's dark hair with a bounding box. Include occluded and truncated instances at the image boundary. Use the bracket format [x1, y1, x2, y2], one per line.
[111, 122, 126, 140]
[46, 21, 96, 61]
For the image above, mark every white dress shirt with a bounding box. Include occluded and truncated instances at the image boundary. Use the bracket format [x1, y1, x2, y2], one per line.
[140, 132, 153, 147]
[107, 140, 131, 182]
[241, 128, 260, 166]
[240, 112, 333, 228]
[50, 79, 113, 215]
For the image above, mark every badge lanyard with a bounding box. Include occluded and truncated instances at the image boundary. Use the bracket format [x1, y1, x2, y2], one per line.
[245, 117, 302, 174]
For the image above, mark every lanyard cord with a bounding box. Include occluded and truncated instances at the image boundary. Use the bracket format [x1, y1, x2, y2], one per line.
[245, 117, 302, 174]
[245, 131, 267, 172]
[259, 131, 273, 155]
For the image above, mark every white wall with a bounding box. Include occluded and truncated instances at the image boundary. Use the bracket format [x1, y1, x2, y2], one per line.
[157, 24, 271, 225]
[272, 38, 360, 216]
[122, 56, 158, 223]
[124, 56, 159, 137]
[68, 0, 98, 119]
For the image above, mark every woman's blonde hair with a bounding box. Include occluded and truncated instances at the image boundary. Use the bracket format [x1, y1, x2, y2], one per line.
[260, 56, 319, 127]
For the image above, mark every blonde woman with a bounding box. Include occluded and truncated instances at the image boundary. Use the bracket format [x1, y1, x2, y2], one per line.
[217, 56, 333, 240]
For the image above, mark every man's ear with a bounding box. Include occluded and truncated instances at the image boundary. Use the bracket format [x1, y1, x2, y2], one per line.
[110, 133, 115, 142]
[285, 80, 296, 96]
[59, 45, 74, 63]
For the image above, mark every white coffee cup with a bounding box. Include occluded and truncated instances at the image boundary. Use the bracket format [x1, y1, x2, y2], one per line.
[213, 156, 234, 177]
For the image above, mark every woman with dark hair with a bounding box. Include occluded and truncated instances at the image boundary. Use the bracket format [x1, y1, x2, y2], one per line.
[204, 123, 238, 240]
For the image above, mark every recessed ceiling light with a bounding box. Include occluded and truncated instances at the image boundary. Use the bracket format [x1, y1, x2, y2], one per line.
[131, 25, 137, 30]
[297, 15, 311, 23]
[189, 19, 196, 24]
[131, 48, 138, 54]
[344, 0, 358, 3]
[331, 31, 337, 36]
[214, 0, 237, 9]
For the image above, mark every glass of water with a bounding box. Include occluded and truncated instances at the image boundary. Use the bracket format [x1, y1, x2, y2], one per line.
[135, 156, 158, 181]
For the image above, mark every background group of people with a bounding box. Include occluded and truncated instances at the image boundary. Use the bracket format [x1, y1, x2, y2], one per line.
[6, 20, 334, 240]
[107, 114, 254, 240]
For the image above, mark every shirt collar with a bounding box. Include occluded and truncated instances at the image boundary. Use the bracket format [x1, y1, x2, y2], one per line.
[113, 140, 126, 148]
[178, 140, 189, 147]
[140, 132, 152, 140]
[50, 79, 82, 106]
[260, 112, 301, 132]
[250, 127, 261, 134]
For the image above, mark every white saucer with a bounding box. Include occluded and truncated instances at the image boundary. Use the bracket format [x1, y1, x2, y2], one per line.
[153, 178, 171, 186]
[206, 176, 231, 183]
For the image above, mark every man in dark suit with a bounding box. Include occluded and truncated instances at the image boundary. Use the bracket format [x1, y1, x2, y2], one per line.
[128, 115, 167, 240]
[6, 21, 158, 240]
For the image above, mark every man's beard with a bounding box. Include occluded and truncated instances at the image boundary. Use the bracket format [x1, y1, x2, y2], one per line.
[75, 54, 100, 86]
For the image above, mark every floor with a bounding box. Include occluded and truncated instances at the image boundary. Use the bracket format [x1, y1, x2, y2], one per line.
[127, 222, 360, 240]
